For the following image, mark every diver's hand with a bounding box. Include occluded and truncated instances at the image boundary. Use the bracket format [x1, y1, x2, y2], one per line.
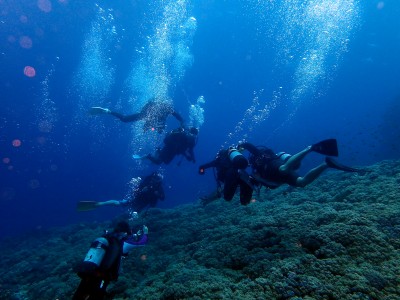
[142, 225, 149, 235]
[199, 167, 205, 175]
[89, 107, 111, 115]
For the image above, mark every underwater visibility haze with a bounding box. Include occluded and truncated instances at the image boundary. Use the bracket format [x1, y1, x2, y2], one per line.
[1, 0, 400, 298]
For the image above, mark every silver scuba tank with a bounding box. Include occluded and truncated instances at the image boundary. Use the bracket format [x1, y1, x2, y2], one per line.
[83, 237, 109, 267]
[228, 148, 248, 169]
[277, 151, 301, 170]
[276, 152, 291, 162]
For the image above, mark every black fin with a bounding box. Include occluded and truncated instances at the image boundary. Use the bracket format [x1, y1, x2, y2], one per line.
[311, 139, 338, 156]
[325, 157, 360, 172]
[77, 201, 98, 211]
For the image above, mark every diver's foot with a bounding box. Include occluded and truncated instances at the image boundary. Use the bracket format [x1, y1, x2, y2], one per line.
[89, 107, 111, 115]
[325, 157, 336, 168]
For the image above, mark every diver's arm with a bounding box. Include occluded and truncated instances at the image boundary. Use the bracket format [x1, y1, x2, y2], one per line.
[171, 111, 185, 126]
[199, 160, 217, 174]
[239, 142, 261, 155]
[122, 226, 148, 255]
[110, 111, 142, 123]
[186, 147, 196, 163]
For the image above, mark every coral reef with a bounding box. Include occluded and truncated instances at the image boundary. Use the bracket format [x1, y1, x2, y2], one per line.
[1, 160, 400, 299]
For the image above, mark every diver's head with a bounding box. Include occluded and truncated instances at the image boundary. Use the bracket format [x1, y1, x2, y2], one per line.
[151, 172, 163, 182]
[113, 221, 131, 234]
[189, 127, 199, 135]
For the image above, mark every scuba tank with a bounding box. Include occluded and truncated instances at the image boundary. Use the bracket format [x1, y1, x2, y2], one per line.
[228, 148, 248, 169]
[276, 152, 291, 162]
[276, 151, 301, 170]
[80, 237, 109, 274]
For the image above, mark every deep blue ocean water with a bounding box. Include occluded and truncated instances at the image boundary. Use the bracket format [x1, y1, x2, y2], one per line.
[1, 0, 399, 238]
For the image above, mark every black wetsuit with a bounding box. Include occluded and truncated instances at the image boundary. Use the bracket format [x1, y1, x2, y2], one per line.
[131, 173, 165, 212]
[73, 232, 124, 300]
[110, 101, 184, 133]
[241, 142, 298, 188]
[147, 128, 197, 165]
[199, 149, 253, 205]
[74, 223, 148, 300]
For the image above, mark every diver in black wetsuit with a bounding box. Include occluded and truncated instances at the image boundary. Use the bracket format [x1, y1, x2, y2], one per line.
[198, 146, 254, 205]
[145, 127, 198, 165]
[240, 139, 362, 189]
[77, 172, 165, 214]
[73, 221, 148, 300]
[89, 99, 184, 133]
[130, 172, 165, 212]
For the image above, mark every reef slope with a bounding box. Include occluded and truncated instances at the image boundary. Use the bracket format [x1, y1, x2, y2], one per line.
[1, 160, 400, 299]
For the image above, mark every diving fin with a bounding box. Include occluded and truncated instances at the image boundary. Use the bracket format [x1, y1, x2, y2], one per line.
[132, 154, 146, 160]
[77, 201, 99, 211]
[311, 139, 338, 156]
[325, 157, 361, 173]
[88, 107, 110, 115]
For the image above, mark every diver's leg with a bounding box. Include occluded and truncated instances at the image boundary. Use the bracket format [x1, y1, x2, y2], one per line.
[239, 180, 253, 205]
[159, 147, 175, 164]
[96, 200, 124, 207]
[296, 163, 328, 187]
[146, 154, 162, 165]
[223, 169, 239, 201]
[280, 146, 312, 173]
[145, 149, 163, 164]
[110, 112, 141, 122]
[73, 277, 105, 300]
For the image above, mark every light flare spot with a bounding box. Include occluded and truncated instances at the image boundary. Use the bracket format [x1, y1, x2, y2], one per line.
[24, 66, 36, 77]
[20, 15, 28, 23]
[12, 139, 22, 147]
[140, 254, 147, 261]
[19, 36, 33, 49]
[2, 157, 10, 164]
[37, 0, 52, 13]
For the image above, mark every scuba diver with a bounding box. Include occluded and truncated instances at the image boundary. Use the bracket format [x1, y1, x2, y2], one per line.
[73, 221, 148, 300]
[77, 172, 165, 214]
[240, 139, 362, 189]
[198, 146, 254, 205]
[144, 127, 198, 165]
[89, 99, 184, 133]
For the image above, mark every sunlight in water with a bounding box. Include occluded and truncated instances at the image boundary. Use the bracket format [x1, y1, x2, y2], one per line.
[126, 0, 197, 154]
[227, 0, 360, 143]
[189, 95, 205, 128]
[37, 66, 57, 136]
[73, 4, 116, 102]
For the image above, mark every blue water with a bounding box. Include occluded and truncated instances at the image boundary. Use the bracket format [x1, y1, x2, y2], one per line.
[1, 0, 399, 238]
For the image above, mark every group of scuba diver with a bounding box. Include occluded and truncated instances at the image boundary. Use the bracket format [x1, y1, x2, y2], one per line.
[73, 98, 364, 299]
[74, 99, 199, 299]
